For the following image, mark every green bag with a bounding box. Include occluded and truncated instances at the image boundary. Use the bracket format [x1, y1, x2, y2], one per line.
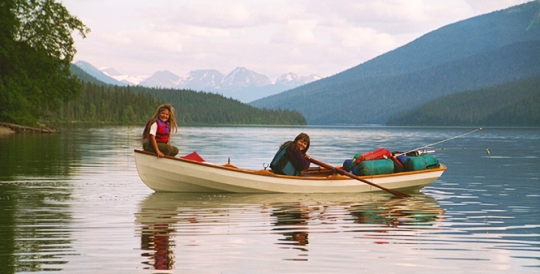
[405, 154, 440, 171]
[352, 159, 395, 176]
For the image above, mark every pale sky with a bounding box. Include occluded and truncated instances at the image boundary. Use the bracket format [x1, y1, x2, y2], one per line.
[62, 0, 532, 80]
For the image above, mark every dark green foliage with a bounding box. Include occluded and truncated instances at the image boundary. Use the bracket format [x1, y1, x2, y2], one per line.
[0, 0, 89, 127]
[14, 0, 90, 61]
[387, 76, 540, 126]
[48, 82, 159, 124]
[134, 86, 306, 125]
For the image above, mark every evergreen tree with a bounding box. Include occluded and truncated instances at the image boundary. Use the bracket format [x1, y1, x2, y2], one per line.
[0, 0, 90, 126]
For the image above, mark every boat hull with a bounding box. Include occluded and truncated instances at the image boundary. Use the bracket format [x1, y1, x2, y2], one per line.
[134, 150, 446, 193]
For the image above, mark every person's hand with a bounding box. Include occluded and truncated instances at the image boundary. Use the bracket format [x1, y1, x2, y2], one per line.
[157, 151, 165, 158]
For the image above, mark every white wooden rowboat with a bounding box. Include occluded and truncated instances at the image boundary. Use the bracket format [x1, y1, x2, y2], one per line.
[134, 149, 446, 193]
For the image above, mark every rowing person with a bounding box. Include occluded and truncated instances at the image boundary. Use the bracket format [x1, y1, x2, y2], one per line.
[270, 133, 311, 176]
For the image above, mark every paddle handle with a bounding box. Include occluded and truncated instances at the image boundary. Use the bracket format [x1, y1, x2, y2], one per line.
[308, 157, 411, 197]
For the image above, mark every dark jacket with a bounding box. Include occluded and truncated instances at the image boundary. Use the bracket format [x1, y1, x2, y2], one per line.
[270, 142, 310, 176]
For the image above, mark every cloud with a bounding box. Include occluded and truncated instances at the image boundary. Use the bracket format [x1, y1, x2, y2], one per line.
[307, 0, 472, 33]
[271, 19, 318, 44]
[63, 0, 532, 79]
[154, 1, 256, 29]
[330, 26, 396, 49]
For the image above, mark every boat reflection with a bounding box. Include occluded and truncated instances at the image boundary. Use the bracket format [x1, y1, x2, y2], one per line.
[135, 192, 444, 269]
[347, 196, 445, 245]
[349, 196, 444, 227]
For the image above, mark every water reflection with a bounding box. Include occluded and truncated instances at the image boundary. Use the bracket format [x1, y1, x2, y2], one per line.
[0, 133, 76, 179]
[272, 203, 310, 256]
[140, 222, 175, 270]
[0, 183, 74, 272]
[0, 125, 138, 273]
[2, 126, 538, 272]
[0, 130, 79, 273]
[135, 192, 445, 269]
[349, 196, 444, 228]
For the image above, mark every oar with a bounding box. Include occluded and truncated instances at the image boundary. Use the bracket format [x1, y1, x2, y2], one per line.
[308, 157, 411, 197]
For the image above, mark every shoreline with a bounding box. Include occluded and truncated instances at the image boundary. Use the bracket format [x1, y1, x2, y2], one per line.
[0, 126, 15, 135]
[0, 122, 55, 134]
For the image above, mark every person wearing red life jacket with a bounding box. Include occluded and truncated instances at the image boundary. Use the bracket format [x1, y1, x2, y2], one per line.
[142, 104, 179, 157]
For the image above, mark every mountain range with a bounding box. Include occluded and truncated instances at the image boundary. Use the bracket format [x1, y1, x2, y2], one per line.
[73, 60, 320, 103]
[250, 1, 540, 125]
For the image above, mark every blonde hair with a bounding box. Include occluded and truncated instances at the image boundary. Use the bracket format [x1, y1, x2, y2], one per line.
[142, 104, 178, 144]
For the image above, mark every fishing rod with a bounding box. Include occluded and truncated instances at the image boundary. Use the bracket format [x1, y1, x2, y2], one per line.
[412, 147, 491, 156]
[428, 147, 488, 151]
[431, 147, 490, 154]
[402, 128, 489, 155]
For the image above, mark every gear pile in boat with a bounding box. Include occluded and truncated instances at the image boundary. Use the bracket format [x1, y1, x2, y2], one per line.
[342, 148, 440, 176]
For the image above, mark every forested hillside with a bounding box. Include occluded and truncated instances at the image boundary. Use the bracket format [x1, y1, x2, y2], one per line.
[387, 76, 540, 126]
[0, 0, 89, 127]
[134, 86, 306, 125]
[49, 82, 160, 124]
[56, 66, 306, 125]
[251, 1, 540, 125]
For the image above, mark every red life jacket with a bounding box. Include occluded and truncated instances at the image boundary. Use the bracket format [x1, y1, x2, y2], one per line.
[154, 119, 170, 143]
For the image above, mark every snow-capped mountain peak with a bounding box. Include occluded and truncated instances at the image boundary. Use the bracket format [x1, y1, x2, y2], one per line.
[139, 70, 180, 88]
[219, 67, 273, 88]
[100, 67, 122, 76]
[180, 70, 224, 90]
[275, 72, 322, 87]
[74, 60, 320, 102]
[100, 67, 146, 85]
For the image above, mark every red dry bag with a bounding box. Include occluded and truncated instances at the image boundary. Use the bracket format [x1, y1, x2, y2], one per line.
[349, 148, 392, 170]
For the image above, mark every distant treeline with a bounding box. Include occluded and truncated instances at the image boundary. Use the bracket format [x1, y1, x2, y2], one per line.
[49, 83, 159, 124]
[387, 75, 540, 126]
[49, 66, 306, 125]
[132, 86, 307, 125]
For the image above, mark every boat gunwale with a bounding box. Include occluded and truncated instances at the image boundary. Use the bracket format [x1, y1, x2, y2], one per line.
[134, 149, 447, 181]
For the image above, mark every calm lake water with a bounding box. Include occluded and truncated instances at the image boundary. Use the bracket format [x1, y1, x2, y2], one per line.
[0, 125, 539, 273]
